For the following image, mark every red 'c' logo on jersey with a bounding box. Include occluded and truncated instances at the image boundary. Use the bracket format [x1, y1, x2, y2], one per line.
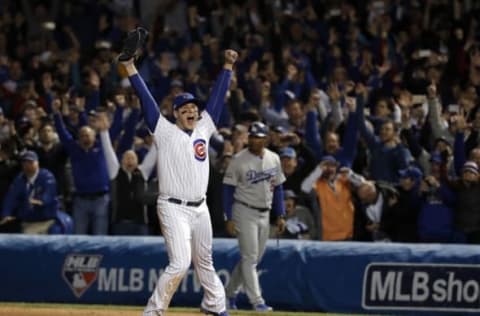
[193, 139, 207, 161]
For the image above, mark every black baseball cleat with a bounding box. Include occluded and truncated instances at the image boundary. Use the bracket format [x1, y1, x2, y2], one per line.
[117, 27, 149, 62]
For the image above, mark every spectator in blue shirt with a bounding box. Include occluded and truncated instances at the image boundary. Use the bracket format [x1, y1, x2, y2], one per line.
[358, 92, 411, 183]
[0, 150, 59, 234]
[50, 98, 110, 235]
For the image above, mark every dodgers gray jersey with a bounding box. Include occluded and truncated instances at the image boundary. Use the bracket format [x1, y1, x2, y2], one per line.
[223, 148, 285, 208]
[153, 111, 216, 200]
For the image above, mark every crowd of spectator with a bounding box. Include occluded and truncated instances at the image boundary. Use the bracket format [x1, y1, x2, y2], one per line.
[1, 0, 480, 244]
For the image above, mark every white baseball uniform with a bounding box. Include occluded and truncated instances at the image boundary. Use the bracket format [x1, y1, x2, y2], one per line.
[143, 112, 226, 315]
[223, 148, 285, 305]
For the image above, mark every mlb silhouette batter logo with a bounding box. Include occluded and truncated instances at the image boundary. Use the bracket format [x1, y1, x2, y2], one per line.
[193, 139, 207, 161]
[62, 254, 103, 298]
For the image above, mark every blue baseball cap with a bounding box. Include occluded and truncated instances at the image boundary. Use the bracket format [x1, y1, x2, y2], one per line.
[399, 166, 423, 180]
[172, 93, 200, 110]
[249, 121, 269, 138]
[272, 125, 287, 134]
[279, 147, 297, 159]
[21, 150, 38, 161]
[320, 155, 337, 164]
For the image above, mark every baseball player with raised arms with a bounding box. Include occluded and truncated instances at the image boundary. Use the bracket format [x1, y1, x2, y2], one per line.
[118, 28, 238, 316]
[222, 121, 286, 311]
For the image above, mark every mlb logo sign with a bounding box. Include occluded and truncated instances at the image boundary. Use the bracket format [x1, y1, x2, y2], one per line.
[62, 254, 103, 298]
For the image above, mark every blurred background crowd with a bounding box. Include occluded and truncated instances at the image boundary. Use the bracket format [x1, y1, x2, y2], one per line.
[1, 0, 480, 244]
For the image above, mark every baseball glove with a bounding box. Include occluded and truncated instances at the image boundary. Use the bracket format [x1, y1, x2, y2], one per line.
[117, 27, 149, 62]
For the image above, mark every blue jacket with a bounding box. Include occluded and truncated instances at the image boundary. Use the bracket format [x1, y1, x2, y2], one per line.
[53, 113, 109, 194]
[2, 168, 58, 221]
[305, 97, 360, 167]
[358, 97, 410, 183]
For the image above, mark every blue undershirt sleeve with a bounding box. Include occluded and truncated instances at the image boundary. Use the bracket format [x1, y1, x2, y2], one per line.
[205, 69, 232, 125]
[272, 185, 286, 217]
[222, 184, 235, 221]
[128, 74, 160, 133]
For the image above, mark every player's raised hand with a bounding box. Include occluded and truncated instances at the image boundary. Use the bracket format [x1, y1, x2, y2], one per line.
[224, 49, 238, 69]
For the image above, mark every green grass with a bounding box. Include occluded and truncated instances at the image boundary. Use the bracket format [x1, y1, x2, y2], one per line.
[0, 302, 371, 315]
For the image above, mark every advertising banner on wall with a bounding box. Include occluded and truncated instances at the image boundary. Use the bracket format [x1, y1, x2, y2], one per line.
[1, 235, 480, 314]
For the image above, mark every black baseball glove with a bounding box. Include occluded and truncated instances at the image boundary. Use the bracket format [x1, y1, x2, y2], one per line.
[117, 27, 149, 62]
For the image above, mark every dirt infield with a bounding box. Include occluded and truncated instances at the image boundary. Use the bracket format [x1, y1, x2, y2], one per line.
[0, 303, 355, 316]
[0, 305, 198, 316]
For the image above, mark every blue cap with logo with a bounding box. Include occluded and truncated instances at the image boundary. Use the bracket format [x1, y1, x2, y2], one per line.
[249, 121, 269, 138]
[21, 150, 39, 161]
[279, 146, 297, 159]
[398, 166, 423, 180]
[173, 92, 200, 110]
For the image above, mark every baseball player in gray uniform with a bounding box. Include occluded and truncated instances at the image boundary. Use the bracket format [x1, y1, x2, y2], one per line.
[222, 121, 286, 311]
[120, 28, 238, 316]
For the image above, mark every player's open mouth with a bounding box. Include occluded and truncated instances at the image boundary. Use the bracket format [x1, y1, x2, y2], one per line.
[187, 116, 195, 123]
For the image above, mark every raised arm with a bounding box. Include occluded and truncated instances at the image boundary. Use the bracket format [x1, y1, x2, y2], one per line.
[426, 84, 448, 140]
[85, 70, 101, 112]
[453, 115, 468, 176]
[339, 93, 363, 167]
[205, 50, 238, 125]
[301, 164, 323, 194]
[109, 95, 127, 142]
[138, 144, 157, 181]
[97, 114, 120, 180]
[51, 99, 75, 152]
[357, 91, 378, 148]
[305, 109, 323, 162]
[121, 59, 160, 133]
[116, 101, 141, 157]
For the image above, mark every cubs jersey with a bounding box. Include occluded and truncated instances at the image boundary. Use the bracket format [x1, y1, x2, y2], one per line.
[223, 148, 285, 208]
[153, 111, 216, 200]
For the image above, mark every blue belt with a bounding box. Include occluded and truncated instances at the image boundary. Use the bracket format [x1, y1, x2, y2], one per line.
[236, 200, 270, 212]
[167, 197, 204, 207]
